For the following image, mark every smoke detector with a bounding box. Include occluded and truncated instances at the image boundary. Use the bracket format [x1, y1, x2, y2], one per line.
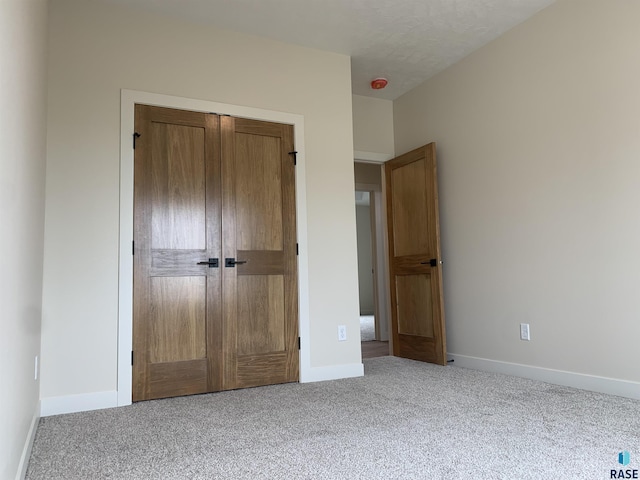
[370, 78, 388, 90]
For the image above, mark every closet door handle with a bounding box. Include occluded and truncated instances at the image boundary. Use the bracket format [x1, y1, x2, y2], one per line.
[225, 258, 247, 267]
[197, 258, 219, 268]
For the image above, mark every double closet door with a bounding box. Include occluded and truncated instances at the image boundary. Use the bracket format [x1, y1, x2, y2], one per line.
[132, 105, 299, 402]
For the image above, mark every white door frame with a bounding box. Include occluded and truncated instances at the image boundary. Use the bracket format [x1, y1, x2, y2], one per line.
[117, 89, 310, 406]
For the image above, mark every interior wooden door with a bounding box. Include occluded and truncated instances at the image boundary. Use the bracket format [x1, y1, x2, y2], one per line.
[385, 143, 447, 365]
[132, 105, 222, 401]
[133, 105, 299, 401]
[220, 116, 299, 390]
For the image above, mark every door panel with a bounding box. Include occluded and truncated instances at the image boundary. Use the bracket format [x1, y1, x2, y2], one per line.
[385, 143, 446, 365]
[391, 158, 429, 257]
[237, 276, 285, 355]
[221, 116, 298, 391]
[133, 105, 222, 401]
[235, 133, 283, 251]
[149, 359, 208, 400]
[395, 274, 433, 337]
[236, 250, 284, 275]
[151, 123, 206, 250]
[149, 276, 207, 363]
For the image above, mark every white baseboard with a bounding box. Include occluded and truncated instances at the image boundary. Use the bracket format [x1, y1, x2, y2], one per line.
[40, 390, 118, 417]
[15, 403, 40, 480]
[449, 353, 640, 400]
[300, 362, 364, 383]
[40, 365, 365, 415]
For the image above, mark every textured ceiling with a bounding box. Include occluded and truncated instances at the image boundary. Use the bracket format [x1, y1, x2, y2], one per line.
[99, 0, 556, 100]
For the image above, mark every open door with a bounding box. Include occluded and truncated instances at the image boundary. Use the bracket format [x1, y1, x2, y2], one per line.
[384, 143, 446, 365]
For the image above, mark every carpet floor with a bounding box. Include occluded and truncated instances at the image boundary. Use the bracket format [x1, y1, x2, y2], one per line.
[26, 357, 640, 479]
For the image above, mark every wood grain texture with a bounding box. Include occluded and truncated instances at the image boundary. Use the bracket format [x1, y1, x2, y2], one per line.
[149, 359, 208, 399]
[221, 116, 298, 390]
[395, 274, 433, 338]
[282, 124, 299, 382]
[133, 104, 152, 401]
[393, 255, 438, 274]
[149, 276, 206, 363]
[151, 123, 206, 250]
[135, 106, 297, 400]
[236, 276, 285, 355]
[235, 133, 283, 251]
[133, 105, 221, 401]
[236, 250, 285, 275]
[150, 250, 212, 276]
[391, 157, 429, 257]
[385, 143, 447, 366]
[234, 117, 286, 137]
[205, 113, 223, 394]
[396, 335, 438, 363]
[220, 115, 238, 391]
[235, 353, 289, 388]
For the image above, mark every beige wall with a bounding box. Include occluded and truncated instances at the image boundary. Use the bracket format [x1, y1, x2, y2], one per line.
[42, 0, 360, 400]
[0, 0, 48, 476]
[394, 0, 640, 383]
[352, 94, 394, 156]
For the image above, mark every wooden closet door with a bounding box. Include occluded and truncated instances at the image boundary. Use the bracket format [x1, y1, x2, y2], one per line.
[220, 116, 299, 390]
[132, 105, 222, 401]
[133, 106, 299, 401]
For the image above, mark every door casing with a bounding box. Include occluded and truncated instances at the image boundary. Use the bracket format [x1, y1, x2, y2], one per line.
[118, 90, 310, 406]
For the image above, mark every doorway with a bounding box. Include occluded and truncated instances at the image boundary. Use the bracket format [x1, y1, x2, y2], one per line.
[354, 162, 390, 359]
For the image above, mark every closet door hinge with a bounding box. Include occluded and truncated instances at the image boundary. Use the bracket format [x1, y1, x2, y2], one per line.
[131, 351, 134, 365]
[296, 243, 299, 256]
[288, 151, 297, 165]
[132, 240, 135, 255]
[298, 337, 301, 350]
[133, 132, 141, 149]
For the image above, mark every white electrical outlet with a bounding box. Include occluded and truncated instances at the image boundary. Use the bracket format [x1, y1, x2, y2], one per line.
[520, 323, 530, 341]
[338, 325, 347, 342]
[34, 356, 39, 380]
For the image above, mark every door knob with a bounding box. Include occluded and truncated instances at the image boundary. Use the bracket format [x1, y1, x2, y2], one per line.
[225, 258, 247, 267]
[197, 258, 219, 268]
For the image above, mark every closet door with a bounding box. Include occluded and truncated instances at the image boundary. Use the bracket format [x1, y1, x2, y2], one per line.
[132, 105, 222, 401]
[132, 106, 298, 401]
[221, 116, 299, 390]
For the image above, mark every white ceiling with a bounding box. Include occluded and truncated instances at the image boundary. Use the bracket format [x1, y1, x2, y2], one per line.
[100, 0, 556, 100]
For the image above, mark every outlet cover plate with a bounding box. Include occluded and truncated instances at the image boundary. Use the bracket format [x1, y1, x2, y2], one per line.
[520, 323, 530, 341]
[338, 325, 347, 342]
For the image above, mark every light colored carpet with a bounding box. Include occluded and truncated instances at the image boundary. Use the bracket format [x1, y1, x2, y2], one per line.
[27, 357, 640, 479]
[360, 315, 375, 342]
